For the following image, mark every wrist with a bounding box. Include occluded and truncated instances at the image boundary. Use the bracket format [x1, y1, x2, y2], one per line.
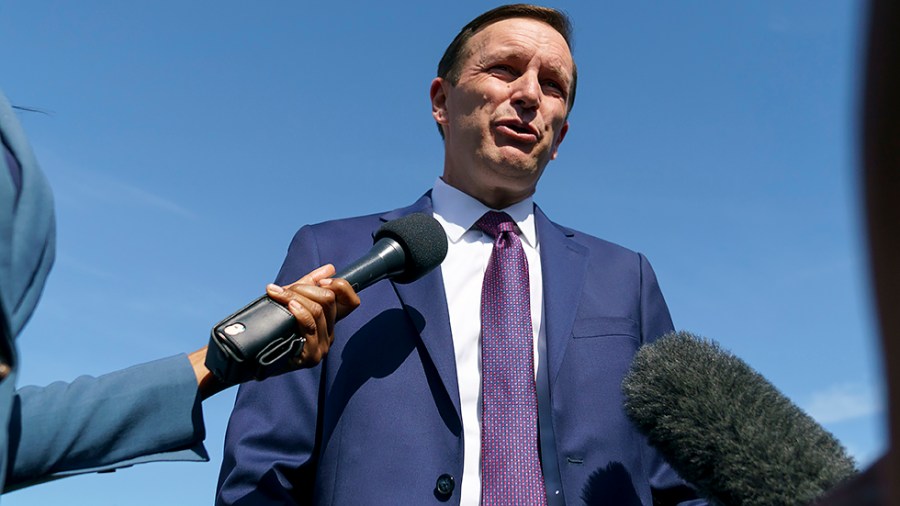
[188, 347, 228, 399]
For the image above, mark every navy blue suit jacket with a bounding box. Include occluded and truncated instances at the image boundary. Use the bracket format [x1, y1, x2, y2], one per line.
[217, 194, 701, 505]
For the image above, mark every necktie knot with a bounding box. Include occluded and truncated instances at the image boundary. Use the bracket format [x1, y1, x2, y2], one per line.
[476, 211, 519, 240]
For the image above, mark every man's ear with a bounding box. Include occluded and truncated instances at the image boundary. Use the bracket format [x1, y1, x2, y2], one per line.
[550, 121, 569, 160]
[430, 77, 450, 127]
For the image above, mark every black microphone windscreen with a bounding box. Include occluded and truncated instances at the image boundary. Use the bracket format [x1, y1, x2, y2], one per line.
[622, 331, 857, 506]
[375, 212, 448, 284]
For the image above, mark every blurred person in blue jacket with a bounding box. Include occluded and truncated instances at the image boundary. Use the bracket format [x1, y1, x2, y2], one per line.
[0, 89, 358, 496]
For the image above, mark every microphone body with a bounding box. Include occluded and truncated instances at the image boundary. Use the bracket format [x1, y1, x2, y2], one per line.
[622, 331, 857, 506]
[205, 212, 447, 384]
[333, 211, 448, 290]
[334, 237, 405, 292]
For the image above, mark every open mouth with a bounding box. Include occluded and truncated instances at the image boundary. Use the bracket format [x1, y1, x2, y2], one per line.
[496, 120, 539, 142]
[506, 123, 532, 134]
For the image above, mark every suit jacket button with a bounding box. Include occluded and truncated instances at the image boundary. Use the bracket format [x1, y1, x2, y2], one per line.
[435, 474, 455, 497]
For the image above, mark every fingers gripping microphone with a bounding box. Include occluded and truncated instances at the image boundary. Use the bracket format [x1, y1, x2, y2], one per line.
[622, 331, 857, 506]
[206, 213, 448, 384]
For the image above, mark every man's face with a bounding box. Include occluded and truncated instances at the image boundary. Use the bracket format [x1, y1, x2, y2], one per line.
[431, 17, 573, 208]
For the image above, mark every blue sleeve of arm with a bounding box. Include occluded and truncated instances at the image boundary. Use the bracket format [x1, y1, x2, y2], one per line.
[5, 354, 208, 491]
[638, 253, 674, 345]
[638, 254, 708, 505]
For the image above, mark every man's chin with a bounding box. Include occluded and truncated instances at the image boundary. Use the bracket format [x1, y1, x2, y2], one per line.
[485, 156, 544, 182]
[492, 146, 546, 172]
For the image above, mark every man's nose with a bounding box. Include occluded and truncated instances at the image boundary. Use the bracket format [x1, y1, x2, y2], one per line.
[509, 72, 541, 109]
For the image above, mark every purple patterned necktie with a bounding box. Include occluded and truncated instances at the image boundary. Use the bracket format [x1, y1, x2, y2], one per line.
[477, 211, 547, 505]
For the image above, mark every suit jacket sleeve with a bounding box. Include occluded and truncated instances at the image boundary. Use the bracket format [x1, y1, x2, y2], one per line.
[216, 225, 325, 506]
[638, 253, 706, 506]
[4, 354, 208, 491]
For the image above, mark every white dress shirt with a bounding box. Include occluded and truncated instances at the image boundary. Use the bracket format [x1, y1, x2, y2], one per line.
[431, 178, 546, 505]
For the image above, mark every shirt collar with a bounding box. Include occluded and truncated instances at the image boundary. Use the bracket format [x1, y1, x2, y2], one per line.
[431, 177, 537, 248]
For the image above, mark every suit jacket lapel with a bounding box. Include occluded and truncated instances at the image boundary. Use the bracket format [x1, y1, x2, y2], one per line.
[536, 205, 589, 384]
[381, 193, 461, 423]
[373, 198, 587, 424]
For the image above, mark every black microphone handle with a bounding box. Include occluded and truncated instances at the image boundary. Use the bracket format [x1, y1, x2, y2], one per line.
[334, 237, 406, 292]
[205, 237, 410, 383]
[206, 212, 449, 384]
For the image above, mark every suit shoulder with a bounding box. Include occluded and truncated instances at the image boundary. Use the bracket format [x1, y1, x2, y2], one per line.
[292, 191, 434, 246]
[303, 211, 385, 236]
[553, 222, 645, 261]
[283, 211, 385, 259]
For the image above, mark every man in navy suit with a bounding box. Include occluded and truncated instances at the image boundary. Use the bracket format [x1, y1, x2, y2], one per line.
[217, 5, 702, 505]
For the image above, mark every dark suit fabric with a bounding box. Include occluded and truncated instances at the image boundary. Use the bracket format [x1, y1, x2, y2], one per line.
[216, 194, 701, 505]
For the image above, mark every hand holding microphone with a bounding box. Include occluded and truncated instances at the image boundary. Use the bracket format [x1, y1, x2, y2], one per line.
[264, 265, 359, 368]
[205, 213, 448, 385]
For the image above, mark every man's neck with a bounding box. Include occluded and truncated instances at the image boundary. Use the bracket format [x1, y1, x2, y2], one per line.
[438, 176, 534, 210]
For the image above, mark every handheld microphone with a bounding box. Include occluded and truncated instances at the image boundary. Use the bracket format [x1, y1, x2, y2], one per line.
[334, 212, 448, 290]
[622, 331, 857, 506]
[205, 212, 448, 384]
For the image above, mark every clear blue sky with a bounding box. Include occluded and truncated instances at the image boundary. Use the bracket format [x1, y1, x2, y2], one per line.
[1, 1, 882, 504]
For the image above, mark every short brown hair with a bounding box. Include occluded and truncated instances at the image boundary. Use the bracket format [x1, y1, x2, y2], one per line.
[435, 4, 577, 137]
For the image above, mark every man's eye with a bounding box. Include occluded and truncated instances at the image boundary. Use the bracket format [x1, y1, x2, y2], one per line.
[490, 65, 515, 76]
[542, 80, 565, 96]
